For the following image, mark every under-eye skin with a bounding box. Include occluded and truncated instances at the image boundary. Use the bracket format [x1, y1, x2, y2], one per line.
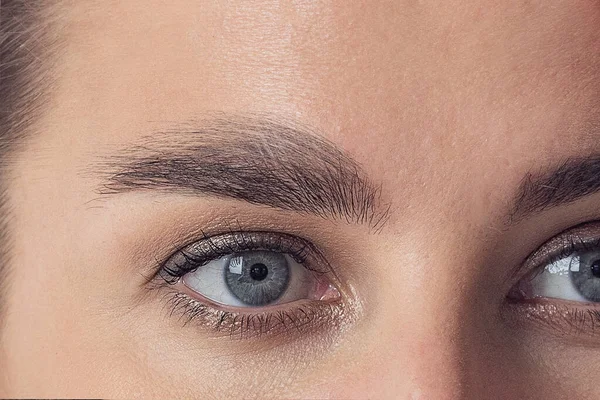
[153, 230, 343, 338]
[506, 221, 600, 340]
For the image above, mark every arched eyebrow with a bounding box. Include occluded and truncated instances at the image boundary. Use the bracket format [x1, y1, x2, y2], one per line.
[511, 155, 600, 222]
[95, 115, 390, 230]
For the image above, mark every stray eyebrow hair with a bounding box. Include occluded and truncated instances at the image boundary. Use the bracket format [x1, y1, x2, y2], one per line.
[511, 155, 600, 222]
[96, 115, 390, 230]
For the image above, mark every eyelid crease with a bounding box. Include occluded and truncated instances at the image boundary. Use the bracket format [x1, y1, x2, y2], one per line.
[156, 229, 335, 286]
[513, 220, 600, 281]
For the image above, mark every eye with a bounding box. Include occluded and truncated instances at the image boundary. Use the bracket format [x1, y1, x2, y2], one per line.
[503, 224, 600, 341]
[158, 231, 339, 309]
[181, 250, 330, 307]
[511, 249, 600, 302]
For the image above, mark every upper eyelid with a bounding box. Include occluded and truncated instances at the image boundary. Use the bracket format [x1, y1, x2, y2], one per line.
[182, 231, 317, 265]
[515, 221, 600, 280]
[134, 212, 342, 286]
[157, 230, 334, 283]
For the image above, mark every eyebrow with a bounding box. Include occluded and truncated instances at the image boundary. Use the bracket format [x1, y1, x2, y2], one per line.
[96, 115, 390, 230]
[511, 155, 600, 222]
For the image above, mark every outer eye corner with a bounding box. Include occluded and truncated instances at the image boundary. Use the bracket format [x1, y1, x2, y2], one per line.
[160, 231, 338, 310]
[182, 249, 334, 308]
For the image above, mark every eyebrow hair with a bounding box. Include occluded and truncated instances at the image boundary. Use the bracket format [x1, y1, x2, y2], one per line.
[96, 115, 390, 230]
[511, 155, 600, 222]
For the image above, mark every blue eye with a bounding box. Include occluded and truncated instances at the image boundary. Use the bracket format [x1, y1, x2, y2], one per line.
[223, 251, 289, 306]
[515, 249, 600, 302]
[160, 231, 339, 309]
[182, 250, 317, 307]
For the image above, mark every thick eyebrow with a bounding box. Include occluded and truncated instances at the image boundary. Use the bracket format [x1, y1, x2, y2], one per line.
[511, 155, 600, 222]
[95, 115, 390, 230]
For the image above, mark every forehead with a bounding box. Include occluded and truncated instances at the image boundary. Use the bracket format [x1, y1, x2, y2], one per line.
[38, 0, 600, 217]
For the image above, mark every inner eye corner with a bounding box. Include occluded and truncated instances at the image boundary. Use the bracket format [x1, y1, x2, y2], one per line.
[158, 230, 337, 312]
[150, 230, 345, 338]
[511, 242, 600, 305]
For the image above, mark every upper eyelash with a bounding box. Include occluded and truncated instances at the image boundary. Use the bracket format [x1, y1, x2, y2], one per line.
[147, 230, 344, 338]
[542, 236, 599, 264]
[520, 233, 600, 282]
[157, 230, 330, 285]
[514, 221, 596, 271]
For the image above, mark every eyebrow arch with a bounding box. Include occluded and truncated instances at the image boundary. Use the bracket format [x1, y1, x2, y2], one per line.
[95, 115, 390, 230]
[511, 155, 600, 222]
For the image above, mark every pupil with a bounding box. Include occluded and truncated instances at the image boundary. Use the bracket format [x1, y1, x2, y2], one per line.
[591, 260, 600, 278]
[249, 263, 269, 281]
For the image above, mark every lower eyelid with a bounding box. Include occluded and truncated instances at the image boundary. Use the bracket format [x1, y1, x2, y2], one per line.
[161, 287, 347, 339]
[504, 299, 600, 345]
[147, 229, 350, 338]
[176, 273, 340, 312]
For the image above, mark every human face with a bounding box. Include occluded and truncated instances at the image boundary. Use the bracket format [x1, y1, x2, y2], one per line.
[2, 1, 600, 398]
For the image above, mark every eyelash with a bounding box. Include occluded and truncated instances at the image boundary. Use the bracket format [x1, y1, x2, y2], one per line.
[151, 230, 342, 338]
[518, 229, 600, 282]
[162, 291, 343, 339]
[508, 222, 600, 339]
[529, 234, 600, 279]
[158, 230, 329, 281]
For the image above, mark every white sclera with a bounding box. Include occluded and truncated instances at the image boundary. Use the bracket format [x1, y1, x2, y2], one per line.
[182, 253, 315, 307]
[529, 255, 587, 301]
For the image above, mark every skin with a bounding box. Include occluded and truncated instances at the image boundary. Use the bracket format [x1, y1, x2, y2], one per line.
[2, 0, 600, 398]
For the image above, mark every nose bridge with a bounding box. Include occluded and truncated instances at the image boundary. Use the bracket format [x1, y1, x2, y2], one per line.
[383, 303, 466, 398]
[345, 234, 478, 399]
[336, 303, 467, 399]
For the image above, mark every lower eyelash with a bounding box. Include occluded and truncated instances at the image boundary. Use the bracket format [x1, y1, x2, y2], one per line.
[505, 300, 600, 342]
[163, 290, 343, 339]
